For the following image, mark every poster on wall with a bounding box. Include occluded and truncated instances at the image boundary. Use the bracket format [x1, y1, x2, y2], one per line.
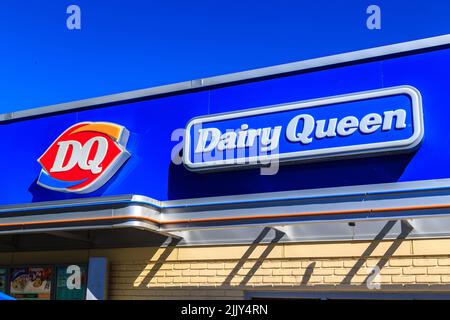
[9, 267, 52, 300]
[0, 268, 6, 293]
[55, 265, 87, 300]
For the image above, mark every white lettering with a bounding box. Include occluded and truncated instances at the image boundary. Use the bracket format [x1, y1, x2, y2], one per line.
[337, 116, 359, 136]
[236, 124, 249, 148]
[190, 108, 408, 162]
[260, 126, 282, 152]
[286, 114, 315, 144]
[217, 131, 237, 151]
[360, 113, 382, 133]
[382, 109, 407, 131]
[50, 137, 109, 174]
[315, 118, 338, 139]
[51, 141, 82, 173]
[195, 128, 221, 153]
[78, 136, 108, 174]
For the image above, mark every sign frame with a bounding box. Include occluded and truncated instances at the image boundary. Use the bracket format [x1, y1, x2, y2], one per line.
[183, 85, 424, 171]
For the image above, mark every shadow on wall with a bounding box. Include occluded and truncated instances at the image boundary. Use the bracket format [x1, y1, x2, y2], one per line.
[123, 220, 421, 299]
[341, 220, 413, 286]
[221, 227, 285, 287]
[167, 152, 416, 200]
[132, 237, 181, 288]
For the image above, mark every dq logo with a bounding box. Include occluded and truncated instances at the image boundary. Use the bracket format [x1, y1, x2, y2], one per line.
[37, 122, 131, 193]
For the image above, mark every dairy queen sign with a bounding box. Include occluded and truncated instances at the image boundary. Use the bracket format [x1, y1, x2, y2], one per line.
[37, 122, 131, 193]
[184, 86, 424, 171]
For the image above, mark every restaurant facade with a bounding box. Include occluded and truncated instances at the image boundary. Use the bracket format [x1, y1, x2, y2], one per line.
[1, 35, 450, 300]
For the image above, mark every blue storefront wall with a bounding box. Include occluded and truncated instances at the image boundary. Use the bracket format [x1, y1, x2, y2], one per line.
[0, 47, 449, 206]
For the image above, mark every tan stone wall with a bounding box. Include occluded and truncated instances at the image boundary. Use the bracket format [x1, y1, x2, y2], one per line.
[1, 238, 450, 299]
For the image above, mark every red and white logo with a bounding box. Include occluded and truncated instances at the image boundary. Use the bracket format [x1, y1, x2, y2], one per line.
[37, 122, 131, 193]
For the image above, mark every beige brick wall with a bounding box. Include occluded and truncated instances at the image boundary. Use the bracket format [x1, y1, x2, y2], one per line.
[2, 238, 450, 299]
[107, 255, 450, 299]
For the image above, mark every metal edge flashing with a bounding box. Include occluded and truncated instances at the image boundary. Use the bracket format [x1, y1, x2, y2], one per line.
[1, 34, 449, 122]
[0, 220, 158, 236]
[2, 178, 450, 231]
[4, 203, 450, 241]
[3, 177, 450, 214]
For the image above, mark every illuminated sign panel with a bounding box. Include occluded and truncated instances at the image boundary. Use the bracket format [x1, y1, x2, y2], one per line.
[184, 86, 423, 171]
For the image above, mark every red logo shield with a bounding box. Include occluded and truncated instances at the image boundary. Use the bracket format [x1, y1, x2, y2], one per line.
[37, 122, 130, 193]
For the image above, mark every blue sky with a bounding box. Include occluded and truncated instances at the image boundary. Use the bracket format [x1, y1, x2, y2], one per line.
[1, 0, 449, 113]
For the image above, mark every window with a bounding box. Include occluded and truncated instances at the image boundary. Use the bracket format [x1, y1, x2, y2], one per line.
[2, 264, 87, 300]
[0, 268, 7, 293]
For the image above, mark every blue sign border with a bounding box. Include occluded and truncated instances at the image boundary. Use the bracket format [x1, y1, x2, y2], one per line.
[184, 86, 424, 171]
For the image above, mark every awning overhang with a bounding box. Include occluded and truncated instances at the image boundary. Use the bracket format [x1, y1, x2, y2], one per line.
[2, 178, 450, 249]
